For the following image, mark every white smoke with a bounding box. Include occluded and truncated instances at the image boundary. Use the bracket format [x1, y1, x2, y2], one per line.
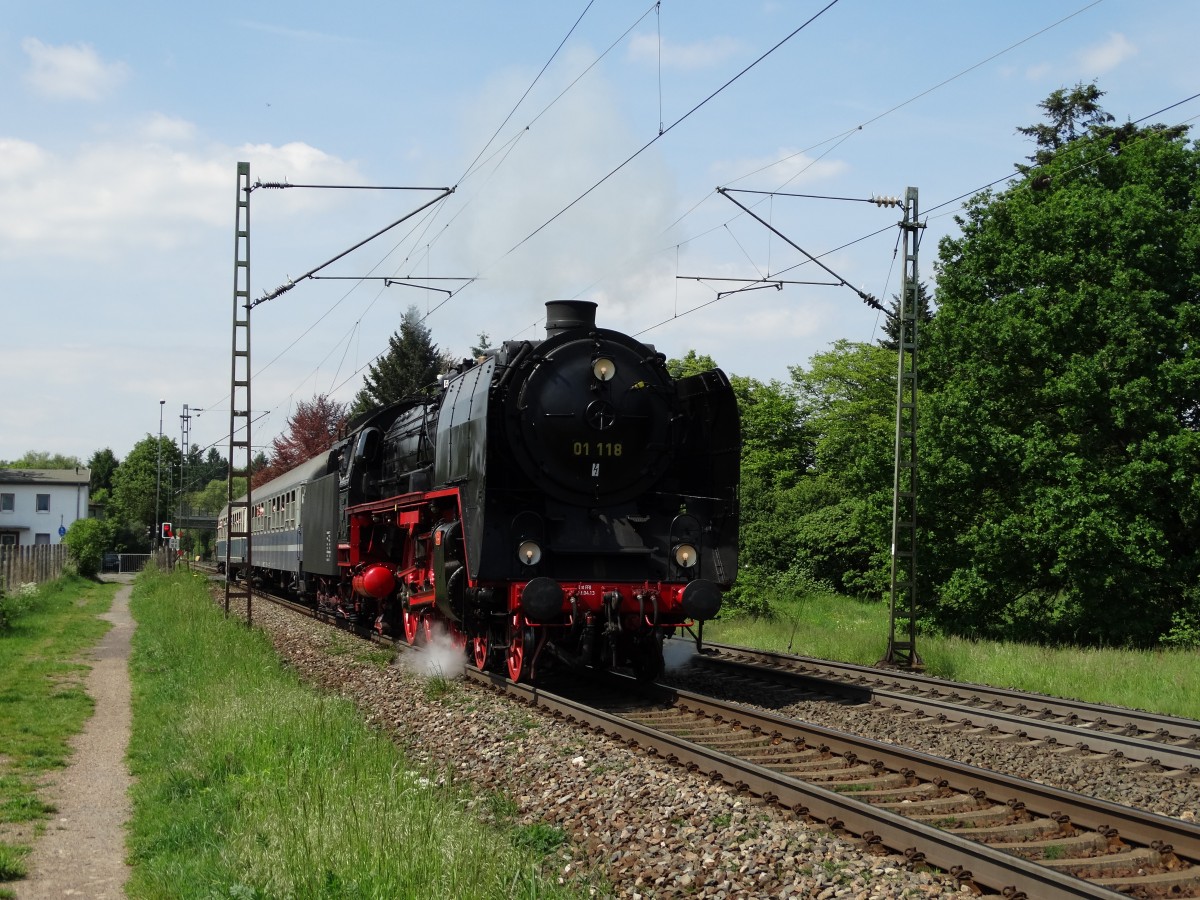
[399, 620, 468, 681]
[662, 634, 698, 672]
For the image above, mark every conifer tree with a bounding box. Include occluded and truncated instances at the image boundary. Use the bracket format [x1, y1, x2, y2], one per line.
[351, 306, 449, 417]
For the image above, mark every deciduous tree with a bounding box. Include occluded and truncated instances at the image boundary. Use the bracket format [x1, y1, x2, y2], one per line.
[254, 394, 348, 487]
[1, 451, 83, 469]
[922, 84, 1200, 645]
[788, 340, 897, 596]
[109, 435, 180, 550]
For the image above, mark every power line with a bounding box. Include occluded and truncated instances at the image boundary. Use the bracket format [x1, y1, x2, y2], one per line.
[456, 0, 599, 185]
[503, 0, 843, 257]
[252, 187, 454, 306]
[634, 92, 1200, 339]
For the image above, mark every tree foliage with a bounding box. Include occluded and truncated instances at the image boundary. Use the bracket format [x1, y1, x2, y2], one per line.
[254, 394, 348, 487]
[108, 435, 180, 550]
[351, 305, 452, 417]
[877, 281, 935, 353]
[64, 517, 112, 578]
[788, 340, 897, 596]
[922, 84, 1200, 645]
[87, 448, 119, 493]
[0, 451, 83, 469]
[667, 344, 901, 610]
[1015, 81, 1114, 166]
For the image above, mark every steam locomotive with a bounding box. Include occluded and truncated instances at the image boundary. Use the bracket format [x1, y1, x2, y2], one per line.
[218, 300, 740, 681]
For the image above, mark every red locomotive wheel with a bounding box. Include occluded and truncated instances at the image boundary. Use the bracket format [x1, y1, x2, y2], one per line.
[402, 606, 420, 644]
[421, 612, 434, 644]
[506, 615, 527, 682]
[472, 635, 489, 670]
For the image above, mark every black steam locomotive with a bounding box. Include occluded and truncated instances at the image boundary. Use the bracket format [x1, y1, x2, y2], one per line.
[218, 300, 740, 681]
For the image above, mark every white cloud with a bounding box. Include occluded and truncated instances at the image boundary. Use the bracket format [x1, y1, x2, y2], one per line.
[140, 114, 198, 143]
[0, 138, 45, 178]
[1024, 62, 1053, 81]
[21, 37, 130, 101]
[1077, 32, 1136, 74]
[627, 32, 745, 70]
[0, 130, 365, 260]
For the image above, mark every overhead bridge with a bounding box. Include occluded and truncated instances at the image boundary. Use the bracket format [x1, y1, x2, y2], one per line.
[175, 511, 218, 532]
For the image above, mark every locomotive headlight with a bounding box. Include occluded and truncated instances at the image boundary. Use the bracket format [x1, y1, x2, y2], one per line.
[518, 540, 542, 566]
[592, 357, 616, 382]
[673, 543, 698, 568]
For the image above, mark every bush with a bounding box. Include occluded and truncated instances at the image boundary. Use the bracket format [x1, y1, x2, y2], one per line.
[63, 517, 112, 578]
[0, 582, 38, 631]
[724, 561, 837, 619]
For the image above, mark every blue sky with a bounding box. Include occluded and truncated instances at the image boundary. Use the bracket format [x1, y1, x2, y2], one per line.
[2, 1, 1197, 466]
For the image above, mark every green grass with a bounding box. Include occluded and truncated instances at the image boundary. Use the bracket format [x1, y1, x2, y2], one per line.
[127, 567, 579, 899]
[708, 590, 1200, 720]
[0, 575, 115, 891]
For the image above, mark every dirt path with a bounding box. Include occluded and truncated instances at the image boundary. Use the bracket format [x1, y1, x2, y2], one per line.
[18, 576, 134, 900]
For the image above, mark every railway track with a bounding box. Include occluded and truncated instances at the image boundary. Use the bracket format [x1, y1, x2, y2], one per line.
[218, 579, 1200, 897]
[489, 673, 1200, 898]
[666, 639, 1200, 775]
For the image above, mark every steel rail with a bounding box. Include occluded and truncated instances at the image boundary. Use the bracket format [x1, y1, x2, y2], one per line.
[656, 685, 1200, 862]
[473, 671, 1156, 899]
[228, 582, 1200, 896]
[693, 651, 1200, 772]
[684, 638, 1200, 746]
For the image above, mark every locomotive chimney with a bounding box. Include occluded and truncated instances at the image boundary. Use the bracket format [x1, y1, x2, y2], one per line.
[545, 300, 597, 337]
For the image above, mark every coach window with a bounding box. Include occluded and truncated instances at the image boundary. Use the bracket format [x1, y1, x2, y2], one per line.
[36, 494, 50, 513]
[0, 493, 14, 513]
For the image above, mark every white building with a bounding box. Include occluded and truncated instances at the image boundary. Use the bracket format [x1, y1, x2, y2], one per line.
[0, 468, 91, 547]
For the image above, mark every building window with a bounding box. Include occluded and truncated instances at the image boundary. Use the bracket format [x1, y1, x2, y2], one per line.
[35, 533, 51, 545]
[0, 532, 17, 545]
[0, 493, 13, 512]
[36, 494, 50, 512]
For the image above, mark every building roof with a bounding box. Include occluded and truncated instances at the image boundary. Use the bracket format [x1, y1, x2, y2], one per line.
[0, 468, 91, 486]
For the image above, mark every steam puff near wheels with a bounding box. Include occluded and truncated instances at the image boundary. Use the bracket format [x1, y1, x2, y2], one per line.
[217, 300, 740, 682]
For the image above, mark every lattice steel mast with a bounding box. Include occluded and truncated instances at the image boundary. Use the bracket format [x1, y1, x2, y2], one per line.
[225, 162, 253, 625]
[881, 187, 924, 669]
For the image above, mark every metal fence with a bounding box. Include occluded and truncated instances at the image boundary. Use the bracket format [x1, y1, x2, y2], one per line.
[0, 544, 69, 594]
[109, 554, 153, 574]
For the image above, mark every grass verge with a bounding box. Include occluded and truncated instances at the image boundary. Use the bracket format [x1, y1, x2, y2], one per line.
[0, 574, 116, 898]
[127, 567, 577, 899]
[708, 590, 1200, 720]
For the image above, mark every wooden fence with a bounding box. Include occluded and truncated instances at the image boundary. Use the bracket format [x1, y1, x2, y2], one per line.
[0, 544, 70, 594]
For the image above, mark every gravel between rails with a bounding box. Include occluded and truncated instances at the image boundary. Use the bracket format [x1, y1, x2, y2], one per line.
[662, 664, 1200, 824]
[253, 601, 971, 900]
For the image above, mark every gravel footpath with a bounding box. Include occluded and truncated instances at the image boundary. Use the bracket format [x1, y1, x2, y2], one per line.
[18, 576, 134, 900]
[255, 601, 971, 899]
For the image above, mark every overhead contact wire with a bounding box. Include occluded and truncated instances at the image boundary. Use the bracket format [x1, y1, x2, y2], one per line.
[504, 0, 843, 256]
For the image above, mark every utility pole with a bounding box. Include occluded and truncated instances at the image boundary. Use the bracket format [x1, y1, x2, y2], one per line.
[880, 187, 925, 669]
